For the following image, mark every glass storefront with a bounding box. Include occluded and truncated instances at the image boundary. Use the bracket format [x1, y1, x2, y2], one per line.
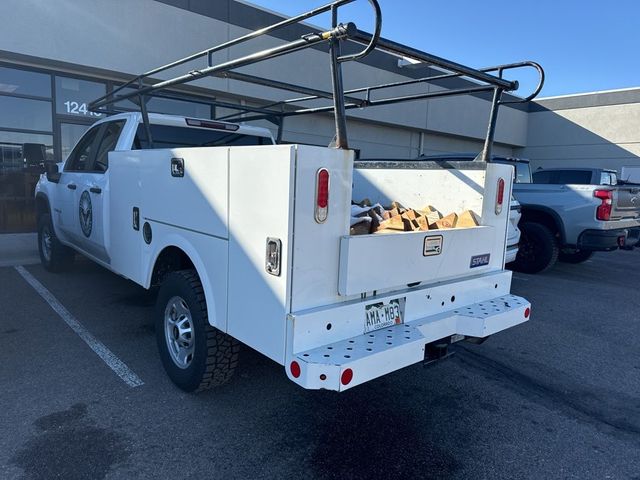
[0, 63, 216, 233]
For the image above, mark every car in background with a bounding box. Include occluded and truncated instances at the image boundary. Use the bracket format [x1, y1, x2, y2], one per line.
[507, 161, 640, 271]
[417, 153, 640, 273]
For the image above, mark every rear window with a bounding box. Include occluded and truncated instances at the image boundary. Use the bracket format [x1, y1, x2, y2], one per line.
[533, 170, 592, 184]
[133, 124, 271, 149]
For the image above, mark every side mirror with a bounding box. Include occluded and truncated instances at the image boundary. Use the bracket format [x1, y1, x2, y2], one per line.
[45, 162, 61, 183]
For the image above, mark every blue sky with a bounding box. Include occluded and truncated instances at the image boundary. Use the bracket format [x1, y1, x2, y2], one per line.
[248, 0, 639, 98]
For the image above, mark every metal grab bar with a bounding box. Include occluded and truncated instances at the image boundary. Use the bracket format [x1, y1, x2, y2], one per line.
[490, 61, 545, 104]
[337, 0, 382, 63]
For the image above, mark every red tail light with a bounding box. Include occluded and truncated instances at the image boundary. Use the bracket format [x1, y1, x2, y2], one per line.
[594, 189, 613, 221]
[315, 168, 330, 223]
[290, 361, 301, 378]
[495, 177, 505, 215]
[341, 368, 353, 386]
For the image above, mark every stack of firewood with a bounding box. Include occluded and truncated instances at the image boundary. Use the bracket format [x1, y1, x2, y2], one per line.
[350, 199, 480, 235]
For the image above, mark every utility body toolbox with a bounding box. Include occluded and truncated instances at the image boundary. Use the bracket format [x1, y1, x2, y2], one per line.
[109, 144, 530, 391]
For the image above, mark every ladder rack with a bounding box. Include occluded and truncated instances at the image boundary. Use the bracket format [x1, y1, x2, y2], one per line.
[89, 0, 544, 160]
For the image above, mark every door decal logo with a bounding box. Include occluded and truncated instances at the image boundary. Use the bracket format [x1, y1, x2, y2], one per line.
[79, 190, 93, 237]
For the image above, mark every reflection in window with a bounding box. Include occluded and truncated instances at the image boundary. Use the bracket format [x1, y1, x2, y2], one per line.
[60, 123, 91, 161]
[0, 131, 53, 173]
[0, 96, 52, 132]
[55, 76, 105, 118]
[0, 66, 51, 97]
[0, 131, 53, 234]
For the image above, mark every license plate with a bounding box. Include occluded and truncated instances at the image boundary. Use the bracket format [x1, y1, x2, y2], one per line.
[364, 297, 405, 333]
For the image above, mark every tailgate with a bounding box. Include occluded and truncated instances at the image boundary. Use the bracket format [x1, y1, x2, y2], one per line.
[613, 186, 640, 219]
[338, 226, 497, 295]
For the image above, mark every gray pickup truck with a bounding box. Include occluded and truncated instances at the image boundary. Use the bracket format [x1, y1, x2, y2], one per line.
[417, 154, 640, 273]
[508, 162, 640, 272]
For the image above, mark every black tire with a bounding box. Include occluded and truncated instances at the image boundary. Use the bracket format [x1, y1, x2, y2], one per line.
[559, 249, 593, 264]
[155, 269, 239, 392]
[511, 222, 559, 274]
[37, 213, 75, 272]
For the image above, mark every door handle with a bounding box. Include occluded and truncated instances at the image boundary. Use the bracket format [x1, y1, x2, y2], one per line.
[90, 187, 102, 194]
[67, 183, 77, 190]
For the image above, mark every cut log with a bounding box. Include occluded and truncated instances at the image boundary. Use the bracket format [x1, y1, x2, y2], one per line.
[456, 210, 480, 228]
[431, 212, 458, 229]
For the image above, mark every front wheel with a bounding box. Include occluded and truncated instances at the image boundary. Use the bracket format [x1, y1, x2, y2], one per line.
[38, 213, 75, 272]
[559, 249, 593, 263]
[511, 222, 559, 274]
[155, 269, 240, 392]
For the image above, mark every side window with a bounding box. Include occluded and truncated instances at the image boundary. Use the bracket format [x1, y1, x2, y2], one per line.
[91, 121, 125, 172]
[532, 171, 551, 183]
[555, 170, 591, 184]
[64, 126, 100, 172]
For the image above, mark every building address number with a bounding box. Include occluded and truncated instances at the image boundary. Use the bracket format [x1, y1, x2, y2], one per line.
[63, 100, 102, 117]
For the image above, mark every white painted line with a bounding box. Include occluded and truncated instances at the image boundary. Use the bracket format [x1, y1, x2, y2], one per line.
[512, 275, 529, 281]
[14, 265, 144, 388]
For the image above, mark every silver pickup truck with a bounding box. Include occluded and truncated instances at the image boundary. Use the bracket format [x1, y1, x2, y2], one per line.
[506, 161, 640, 273]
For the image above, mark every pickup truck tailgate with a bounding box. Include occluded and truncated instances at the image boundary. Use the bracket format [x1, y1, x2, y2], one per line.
[613, 186, 640, 219]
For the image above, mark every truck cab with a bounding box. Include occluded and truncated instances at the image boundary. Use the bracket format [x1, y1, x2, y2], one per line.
[35, 112, 274, 269]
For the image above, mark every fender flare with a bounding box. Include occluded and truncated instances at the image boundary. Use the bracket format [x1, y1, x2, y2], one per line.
[145, 234, 221, 330]
[519, 204, 567, 244]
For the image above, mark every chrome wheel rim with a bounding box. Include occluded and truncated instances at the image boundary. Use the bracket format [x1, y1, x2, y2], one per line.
[41, 226, 52, 262]
[164, 296, 195, 369]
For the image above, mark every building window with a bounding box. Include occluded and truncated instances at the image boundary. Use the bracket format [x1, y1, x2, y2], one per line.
[0, 65, 54, 233]
[0, 66, 51, 98]
[55, 76, 106, 119]
[0, 131, 54, 233]
[0, 96, 53, 132]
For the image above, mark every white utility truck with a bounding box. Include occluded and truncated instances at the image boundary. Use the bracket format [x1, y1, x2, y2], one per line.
[32, 0, 543, 392]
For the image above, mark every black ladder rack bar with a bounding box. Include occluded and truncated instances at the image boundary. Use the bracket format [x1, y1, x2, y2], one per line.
[99, 0, 359, 105]
[250, 60, 543, 113]
[350, 30, 517, 91]
[215, 71, 364, 107]
[91, 22, 358, 110]
[222, 84, 498, 123]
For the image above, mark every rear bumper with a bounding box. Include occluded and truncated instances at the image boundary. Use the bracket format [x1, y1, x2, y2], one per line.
[286, 293, 530, 391]
[505, 244, 518, 264]
[578, 228, 639, 251]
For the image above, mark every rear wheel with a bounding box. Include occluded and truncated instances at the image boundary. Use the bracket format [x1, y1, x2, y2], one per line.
[559, 249, 593, 263]
[155, 269, 239, 392]
[37, 213, 74, 272]
[511, 222, 559, 274]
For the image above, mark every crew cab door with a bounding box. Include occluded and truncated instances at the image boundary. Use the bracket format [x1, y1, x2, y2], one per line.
[58, 124, 102, 244]
[72, 120, 126, 264]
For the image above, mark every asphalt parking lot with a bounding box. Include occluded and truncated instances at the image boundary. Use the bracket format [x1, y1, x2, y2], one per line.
[1, 250, 639, 480]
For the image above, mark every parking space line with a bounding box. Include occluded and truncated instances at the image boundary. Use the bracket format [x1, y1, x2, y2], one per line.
[14, 265, 144, 388]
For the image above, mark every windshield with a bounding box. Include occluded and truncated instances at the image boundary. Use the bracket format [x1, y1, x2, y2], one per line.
[133, 124, 272, 149]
